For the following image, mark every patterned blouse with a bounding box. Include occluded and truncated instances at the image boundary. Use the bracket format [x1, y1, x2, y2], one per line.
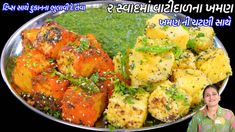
[187, 106, 235, 132]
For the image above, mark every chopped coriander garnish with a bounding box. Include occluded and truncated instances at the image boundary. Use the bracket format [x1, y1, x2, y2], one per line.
[90, 72, 100, 83]
[125, 96, 135, 104]
[108, 124, 116, 132]
[45, 18, 54, 22]
[181, 24, 189, 31]
[187, 39, 196, 49]
[48, 58, 55, 63]
[53, 69, 100, 94]
[136, 45, 173, 54]
[26, 44, 33, 50]
[172, 46, 183, 59]
[196, 33, 205, 38]
[120, 51, 128, 79]
[114, 79, 146, 104]
[162, 25, 169, 30]
[165, 104, 171, 111]
[141, 36, 148, 45]
[165, 85, 187, 101]
[75, 38, 90, 52]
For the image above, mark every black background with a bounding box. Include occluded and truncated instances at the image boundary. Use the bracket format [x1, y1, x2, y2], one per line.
[0, 0, 234, 131]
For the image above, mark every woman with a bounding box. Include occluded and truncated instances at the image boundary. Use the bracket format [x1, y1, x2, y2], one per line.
[187, 85, 235, 132]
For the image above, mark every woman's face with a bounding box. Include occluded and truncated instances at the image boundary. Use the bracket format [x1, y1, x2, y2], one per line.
[204, 87, 220, 107]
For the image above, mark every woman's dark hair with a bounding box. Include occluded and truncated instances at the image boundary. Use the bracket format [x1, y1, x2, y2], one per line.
[203, 85, 220, 98]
